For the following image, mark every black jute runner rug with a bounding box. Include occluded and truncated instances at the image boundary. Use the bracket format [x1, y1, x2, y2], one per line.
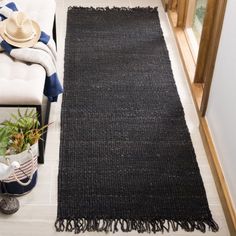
[56, 7, 219, 234]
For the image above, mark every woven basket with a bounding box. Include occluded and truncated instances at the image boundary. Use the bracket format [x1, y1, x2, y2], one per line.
[0, 143, 38, 196]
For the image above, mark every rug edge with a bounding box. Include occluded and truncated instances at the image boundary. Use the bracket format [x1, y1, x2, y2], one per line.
[67, 6, 159, 13]
[55, 217, 219, 233]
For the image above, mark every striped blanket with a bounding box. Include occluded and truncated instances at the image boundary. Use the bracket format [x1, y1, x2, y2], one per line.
[0, 2, 63, 102]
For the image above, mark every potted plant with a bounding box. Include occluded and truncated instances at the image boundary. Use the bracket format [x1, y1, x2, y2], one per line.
[0, 108, 49, 195]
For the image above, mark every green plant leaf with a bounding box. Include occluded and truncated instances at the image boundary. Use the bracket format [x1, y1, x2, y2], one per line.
[24, 108, 29, 117]
[0, 108, 51, 155]
[17, 108, 22, 118]
[10, 113, 18, 121]
[28, 108, 35, 117]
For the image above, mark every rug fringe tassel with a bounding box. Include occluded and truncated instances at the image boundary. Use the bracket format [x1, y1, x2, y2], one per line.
[68, 6, 158, 13]
[55, 218, 219, 233]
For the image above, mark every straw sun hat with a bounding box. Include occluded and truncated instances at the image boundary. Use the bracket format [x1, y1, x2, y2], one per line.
[0, 11, 40, 48]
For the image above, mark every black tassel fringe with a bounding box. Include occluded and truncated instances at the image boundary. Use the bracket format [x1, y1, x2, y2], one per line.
[68, 6, 159, 13]
[55, 218, 219, 234]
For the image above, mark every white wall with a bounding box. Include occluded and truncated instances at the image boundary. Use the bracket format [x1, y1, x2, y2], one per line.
[206, 0, 236, 209]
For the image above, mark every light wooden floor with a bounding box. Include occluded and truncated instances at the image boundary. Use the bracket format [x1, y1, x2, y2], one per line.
[0, 0, 230, 235]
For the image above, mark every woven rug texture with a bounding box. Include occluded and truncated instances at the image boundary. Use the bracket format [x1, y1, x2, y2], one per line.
[56, 7, 219, 234]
